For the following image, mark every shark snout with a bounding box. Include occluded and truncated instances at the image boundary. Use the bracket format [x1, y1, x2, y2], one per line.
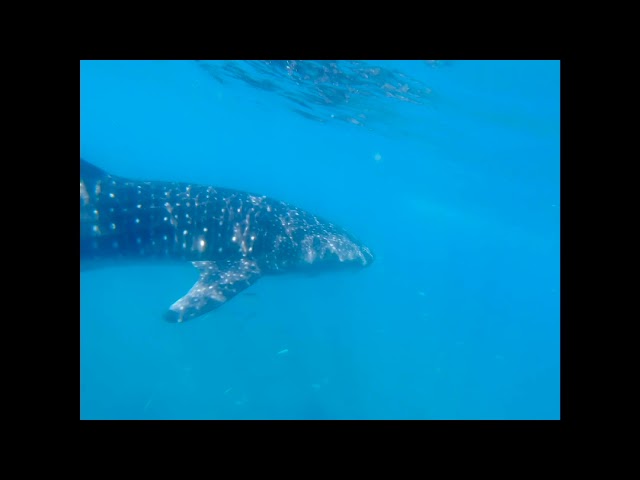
[360, 245, 375, 266]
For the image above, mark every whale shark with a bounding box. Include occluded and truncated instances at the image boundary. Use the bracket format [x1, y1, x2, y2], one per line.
[80, 159, 374, 322]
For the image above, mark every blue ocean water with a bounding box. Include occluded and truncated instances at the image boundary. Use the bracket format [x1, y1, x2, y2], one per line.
[80, 60, 560, 420]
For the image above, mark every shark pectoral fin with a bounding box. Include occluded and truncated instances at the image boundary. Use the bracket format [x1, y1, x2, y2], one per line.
[164, 260, 262, 323]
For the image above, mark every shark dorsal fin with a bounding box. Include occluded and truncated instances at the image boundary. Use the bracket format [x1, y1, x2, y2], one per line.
[80, 158, 110, 181]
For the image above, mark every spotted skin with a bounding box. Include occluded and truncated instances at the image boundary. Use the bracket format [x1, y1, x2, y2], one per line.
[80, 159, 374, 322]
